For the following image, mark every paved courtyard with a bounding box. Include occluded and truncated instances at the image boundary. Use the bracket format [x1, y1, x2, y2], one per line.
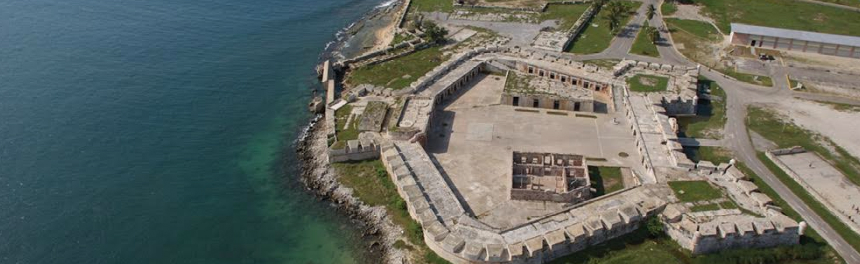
[425, 73, 643, 229]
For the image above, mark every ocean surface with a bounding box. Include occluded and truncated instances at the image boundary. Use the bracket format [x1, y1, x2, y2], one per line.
[0, 0, 383, 263]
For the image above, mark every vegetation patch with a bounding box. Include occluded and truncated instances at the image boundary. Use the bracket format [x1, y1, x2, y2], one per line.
[333, 160, 452, 264]
[575, 113, 598, 119]
[547, 111, 569, 116]
[627, 74, 669, 92]
[668, 181, 722, 202]
[409, 0, 454, 13]
[677, 78, 725, 139]
[664, 18, 721, 66]
[723, 69, 773, 87]
[346, 46, 448, 90]
[588, 166, 624, 196]
[583, 59, 621, 69]
[539, 4, 591, 30]
[684, 146, 732, 165]
[692, 0, 860, 36]
[332, 104, 358, 149]
[629, 22, 660, 57]
[660, 0, 677, 16]
[565, 1, 642, 54]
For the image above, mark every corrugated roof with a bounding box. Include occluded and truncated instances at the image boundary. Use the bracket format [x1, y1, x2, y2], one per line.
[731, 23, 860, 47]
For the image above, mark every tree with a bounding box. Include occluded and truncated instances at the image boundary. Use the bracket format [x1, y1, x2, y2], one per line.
[421, 21, 448, 45]
[647, 4, 656, 20]
[644, 21, 660, 44]
[603, 1, 630, 35]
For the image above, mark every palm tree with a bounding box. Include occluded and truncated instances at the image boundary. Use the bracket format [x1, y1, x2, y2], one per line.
[647, 4, 657, 20]
[603, 1, 630, 35]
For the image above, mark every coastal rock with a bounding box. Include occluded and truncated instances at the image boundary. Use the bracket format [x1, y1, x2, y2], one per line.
[296, 115, 407, 264]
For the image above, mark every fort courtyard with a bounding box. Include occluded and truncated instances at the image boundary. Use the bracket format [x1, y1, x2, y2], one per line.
[425, 73, 642, 229]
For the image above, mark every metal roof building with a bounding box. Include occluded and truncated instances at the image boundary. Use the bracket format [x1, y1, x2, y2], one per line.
[730, 23, 860, 59]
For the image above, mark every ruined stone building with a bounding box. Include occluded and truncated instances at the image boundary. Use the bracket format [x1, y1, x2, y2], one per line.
[510, 152, 592, 203]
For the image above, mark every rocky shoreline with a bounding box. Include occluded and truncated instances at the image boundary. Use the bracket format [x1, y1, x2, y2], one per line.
[296, 115, 407, 264]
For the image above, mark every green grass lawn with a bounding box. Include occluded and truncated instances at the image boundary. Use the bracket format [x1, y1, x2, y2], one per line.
[332, 105, 358, 149]
[333, 160, 452, 264]
[747, 106, 860, 186]
[540, 4, 591, 30]
[668, 181, 723, 202]
[390, 33, 415, 46]
[583, 59, 621, 69]
[588, 166, 624, 196]
[565, 1, 641, 54]
[665, 18, 721, 40]
[723, 69, 773, 87]
[693, 0, 860, 36]
[678, 78, 726, 139]
[346, 46, 448, 90]
[627, 74, 669, 92]
[686, 146, 733, 165]
[661, 0, 677, 16]
[409, 0, 454, 13]
[629, 23, 660, 57]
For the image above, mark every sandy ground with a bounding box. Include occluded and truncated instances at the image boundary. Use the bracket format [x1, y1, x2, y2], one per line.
[773, 98, 860, 159]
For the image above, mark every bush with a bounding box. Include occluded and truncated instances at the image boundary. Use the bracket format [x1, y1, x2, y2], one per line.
[645, 216, 664, 238]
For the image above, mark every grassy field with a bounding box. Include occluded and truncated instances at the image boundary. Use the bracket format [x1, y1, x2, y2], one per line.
[332, 160, 452, 264]
[583, 59, 621, 69]
[540, 4, 591, 30]
[346, 46, 447, 90]
[664, 18, 722, 66]
[409, 0, 454, 13]
[679, 78, 725, 139]
[746, 106, 860, 186]
[627, 74, 669, 92]
[665, 18, 721, 40]
[588, 166, 624, 196]
[685, 146, 732, 165]
[661, 0, 677, 16]
[692, 0, 860, 36]
[724, 69, 773, 87]
[629, 23, 660, 57]
[332, 105, 358, 149]
[668, 181, 723, 202]
[565, 1, 641, 54]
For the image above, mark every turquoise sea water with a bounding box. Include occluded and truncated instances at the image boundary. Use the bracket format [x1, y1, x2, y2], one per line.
[0, 0, 381, 263]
